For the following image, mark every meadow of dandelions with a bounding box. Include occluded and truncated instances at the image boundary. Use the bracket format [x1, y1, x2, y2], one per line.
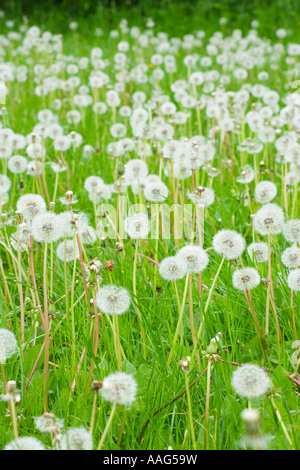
[0, 11, 299, 450]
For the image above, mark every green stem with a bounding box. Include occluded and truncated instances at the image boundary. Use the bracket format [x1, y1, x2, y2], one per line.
[10, 398, 19, 439]
[43, 242, 49, 411]
[270, 396, 293, 448]
[184, 371, 197, 450]
[204, 357, 212, 450]
[167, 274, 189, 366]
[97, 403, 117, 450]
[204, 257, 225, 314]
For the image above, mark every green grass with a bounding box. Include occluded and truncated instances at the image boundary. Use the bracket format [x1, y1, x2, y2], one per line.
[0, 0, 299, 451]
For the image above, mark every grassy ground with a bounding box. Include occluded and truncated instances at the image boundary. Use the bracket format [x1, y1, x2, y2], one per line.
[0, 1, 299, 451]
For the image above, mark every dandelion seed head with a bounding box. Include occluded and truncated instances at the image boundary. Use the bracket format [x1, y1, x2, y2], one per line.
[283, 219, 300, 244]
[252, 203, 285, 235]
[287, 268, 300, 291]
[60, 427, 93, 450]
[144, 181, 168, 202]
[84, 175, 104, 194]
[34, 412, 64, 433]
[238, 434, 272, 450]
[31, 212, 62, 243]
[232, 267, 261, 291]
[232, 364, 271, 399]
[247, 242, 268, 263]
[8, 155, 27, 174]
[57, 211, 89, 237]
[281, 246, 300, 268]
[100, 372, 137, 406]
[56, 239, 79, 262]
[187, 186, 215, 207]
[0, 328, 18, 364]
[124, 159, 148, 184]
[241, 408, 260, 424]
[212, 229, 246, 260]
[255, 181, 277, 204]
[236, 165, 255, 184]
[176, 245, 209, 273]
[0, 174, 11, 193]
[4, 436, 45, 450]
[159, 256, 187, 280]
[17, 194, 46, 221]
[124, 212, 150, 239]
[95, 285, 131, 315]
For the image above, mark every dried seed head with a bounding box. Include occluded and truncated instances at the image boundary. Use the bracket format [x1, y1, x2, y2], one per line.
[92, 380, 103, 392]
[104, 260, 115, 271]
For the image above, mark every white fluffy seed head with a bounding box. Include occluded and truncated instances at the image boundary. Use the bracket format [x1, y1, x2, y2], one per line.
[281, 247, 300, 268]
[232, 364, 271, 399]
[60, 427, 93, 450]
[95, 285, 131, 315]
[56, 239, 79, 262]
[124, 212, 150, 239]
[247, 242, 268, 263]
[4, 436, 46, 450]
[236, 165, 255, 184]
[124, 159, 148, 184]
[241, 408, 260, 424]
[176, 245, 209, 273]
[100, 372, 137, 406]
[144, 181, 168, 202]
[0, 328, 18, 364]
[232, 267, 261, 291]
[31, 212, 62, 243]
[34, 412, 64, 433]
[238, 434, 271, 450]
[57, 211, 89, 237]
[212, 229, 246, 260]
[84, 175, 104, 193]
[88, 184, 112, 203]
[17, 194, 46, 221]
[283, 219, 300, 244]
[254, 181, 277, 204]
[8, 155, 27, 174]
[131, 175, 161, 195]
[187, 186, 215, 207]
[159, 256, 187, 280]
[252, 203, 285, 235]
[0, 174, 11, 193]
[287, 268, 300, 291]
[0, 192, 9, 205]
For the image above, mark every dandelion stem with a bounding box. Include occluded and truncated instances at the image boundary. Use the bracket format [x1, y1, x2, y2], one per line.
[89, 389, 98, 434]
[116, 407, 127, 447]
[43, 242, 49, 411]
[113, 316, 122, 371]
[10, 397, 19, 439]
[133, 241, 147, 359]
[204, 256, 225, 315]
[188, 272, 197, 347]
[269, 396, 293, 448]
[184, 370, 197, 450]
[204, 357, 212, 450]
[244, 290, 269, 363]
[97, 402, 117, 450]
[137, 366, 208, 444]
[167, 274, 189, 366]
